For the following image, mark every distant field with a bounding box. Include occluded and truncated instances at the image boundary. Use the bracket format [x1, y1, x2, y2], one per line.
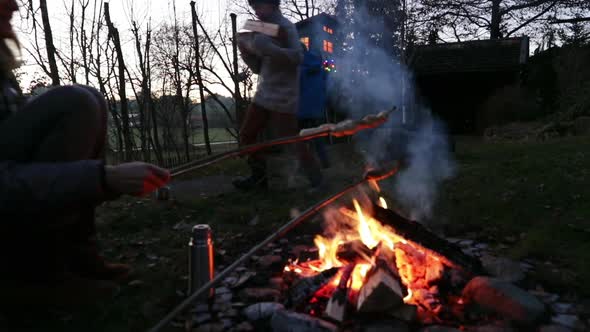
[106, 128, 238, 166]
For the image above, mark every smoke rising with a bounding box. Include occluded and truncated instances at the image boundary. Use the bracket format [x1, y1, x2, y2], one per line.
[328, 5, 456, 221]
[393, 115, 456, 221]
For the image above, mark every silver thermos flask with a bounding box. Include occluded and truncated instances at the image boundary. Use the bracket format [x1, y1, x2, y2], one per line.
[188, 224, 215, 301]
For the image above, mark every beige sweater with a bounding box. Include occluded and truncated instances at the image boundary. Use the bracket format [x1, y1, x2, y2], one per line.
[238, 12, 303, 114]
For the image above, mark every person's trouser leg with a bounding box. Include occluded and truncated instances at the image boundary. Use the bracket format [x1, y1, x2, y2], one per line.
[271, 113, 322, 186]
[238, 103, 269, 182]
[299, 118, 330, 168]
[0, 85, 106, 162]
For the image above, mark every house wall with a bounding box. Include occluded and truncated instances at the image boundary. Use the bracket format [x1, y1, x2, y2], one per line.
[297, 17, 337, 59]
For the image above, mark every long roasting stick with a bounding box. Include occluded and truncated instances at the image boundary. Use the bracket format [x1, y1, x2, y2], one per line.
[169, 109, 394, 178]
[147, 162, 400, 332]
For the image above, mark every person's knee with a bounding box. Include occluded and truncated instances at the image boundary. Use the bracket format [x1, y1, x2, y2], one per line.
[75, 85, 107, 111]
[49, 85, 105, 131]
[48, 85, 101, 113]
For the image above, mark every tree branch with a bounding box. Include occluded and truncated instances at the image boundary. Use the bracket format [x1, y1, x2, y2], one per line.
[506, 1, 558, 36]
[551, 17, 590, 24]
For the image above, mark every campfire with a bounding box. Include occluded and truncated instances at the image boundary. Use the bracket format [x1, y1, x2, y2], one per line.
[281, 190, 476, 326]
[156, 163, 551, 332]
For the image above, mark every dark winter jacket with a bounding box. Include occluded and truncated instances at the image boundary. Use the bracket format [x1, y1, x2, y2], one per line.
[0, 75, 108, 218]
[298, 49, 327, 120]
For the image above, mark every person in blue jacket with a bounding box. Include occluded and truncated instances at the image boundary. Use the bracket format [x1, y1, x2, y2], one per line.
[298, 43, 330, 168]
[0, 0, 170, 305]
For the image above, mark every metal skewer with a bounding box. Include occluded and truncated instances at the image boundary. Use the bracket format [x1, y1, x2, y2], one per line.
[169, 108, 395, 178]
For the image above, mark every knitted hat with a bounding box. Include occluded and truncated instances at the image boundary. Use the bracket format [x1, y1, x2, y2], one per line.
[248, 0, 280, 6]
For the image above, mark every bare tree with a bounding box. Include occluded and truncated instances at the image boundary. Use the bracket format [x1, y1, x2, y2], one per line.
[22, 0, 62, 85]
[38, 0, 60, 85]
[104, 2, 133, 161]
[191, 1, 212, 155]
[231, 0, 335, 21]
[129, 20, 162, 162]
[191, 7, 240, 138]
[78, 0, 91, 84]
[67, 0, 77, 83]
[414, 0, 589, 41]
[122, 0, 161, 162]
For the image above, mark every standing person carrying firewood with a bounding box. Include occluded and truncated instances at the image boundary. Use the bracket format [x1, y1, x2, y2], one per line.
[233, 0, 322, 191]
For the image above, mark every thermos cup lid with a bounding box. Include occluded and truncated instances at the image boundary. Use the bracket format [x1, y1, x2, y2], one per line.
[192, 224, 212, 241]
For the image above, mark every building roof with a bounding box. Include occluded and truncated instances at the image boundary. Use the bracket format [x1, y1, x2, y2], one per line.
[295, 13, 339, 29]
[409, 37, 529, 76]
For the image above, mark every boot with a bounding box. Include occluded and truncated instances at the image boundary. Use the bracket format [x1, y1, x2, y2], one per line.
[232, 174, 267, 191]
[233, 157, 267, 191]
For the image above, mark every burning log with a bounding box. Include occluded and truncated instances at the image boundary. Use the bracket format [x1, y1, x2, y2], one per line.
[324, 264, 356, 322]
[336, 240, 374, 264]
[287, 268, 340, 307]
[394, 242, 429, 290]
[426, 255, 445, 285]
[356, 246, 406, 314]
[357, 268, 405, 314]
[373, 242, 400, 277]
[371, 205, 483, 275]
[352, 244, 406, 314]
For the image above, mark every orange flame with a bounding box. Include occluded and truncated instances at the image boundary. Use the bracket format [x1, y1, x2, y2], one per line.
[403, 289, 413, 302]
[312, 235, 343, 271]
[285, 198, 438, 306]
[353, 199, 379, 249]
[350, 264, 371, 291]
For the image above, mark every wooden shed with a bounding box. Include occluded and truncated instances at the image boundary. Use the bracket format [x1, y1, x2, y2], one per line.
[408, 37, 529, 134]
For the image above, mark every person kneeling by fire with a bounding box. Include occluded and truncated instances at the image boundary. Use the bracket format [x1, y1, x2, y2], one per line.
[0, 0, 170, 309]
[233, 0, 322, 191]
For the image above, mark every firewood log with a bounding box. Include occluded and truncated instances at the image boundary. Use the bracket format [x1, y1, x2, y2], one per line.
[372, 205, 483, 275]
[241, 19, 280, 37]
[287, 267, 339, 307]
[336, 240, 374, 264]
[324, 264, 356, 322]
[356, 267, 405, 313]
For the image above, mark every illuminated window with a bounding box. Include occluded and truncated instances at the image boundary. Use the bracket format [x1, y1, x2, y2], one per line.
[300, 37, 310, 50]
[323, 26, 334, 34]
[323, 40, 333, 53]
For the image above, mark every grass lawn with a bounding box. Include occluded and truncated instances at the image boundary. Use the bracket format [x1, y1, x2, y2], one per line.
[113, 128, 236, 148]
[438, 136, 590, 296]
[3, 136, 589, 331]
[190, 128, 236, 144]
